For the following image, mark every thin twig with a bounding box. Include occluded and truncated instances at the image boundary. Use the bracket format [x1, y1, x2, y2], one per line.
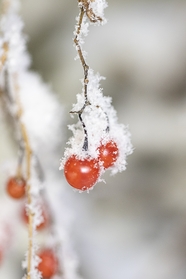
[72, 7, 91, 114]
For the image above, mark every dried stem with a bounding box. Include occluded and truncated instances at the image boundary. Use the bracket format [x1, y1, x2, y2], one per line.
[72, 7, 90, 114]
[14, 75, 33, 279]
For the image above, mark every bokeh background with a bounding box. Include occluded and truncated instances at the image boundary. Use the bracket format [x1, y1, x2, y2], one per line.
[1, 0, 186, 278]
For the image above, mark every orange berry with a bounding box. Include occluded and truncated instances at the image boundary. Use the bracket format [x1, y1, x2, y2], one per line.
[98, 140, 119, 169]
[6, 176, 26, 199]
[38, 249, 58, 278]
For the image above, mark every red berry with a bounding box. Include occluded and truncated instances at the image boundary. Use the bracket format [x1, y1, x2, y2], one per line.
[38, 249, 58, 278]
[6, 176, 26, 199]
[64, 155, 100, 190]
[22, 206, 48, 231]
[98, 140, 119, 169]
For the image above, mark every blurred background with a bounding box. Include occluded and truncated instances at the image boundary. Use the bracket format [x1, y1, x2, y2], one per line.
[2, 0, 186, 278]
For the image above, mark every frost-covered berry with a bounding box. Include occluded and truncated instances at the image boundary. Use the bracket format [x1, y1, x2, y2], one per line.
[98, 140, 119, 169]
[38, 249, 58, 278]
[6, 176, 26, 199]
[64, 155, 100, 191]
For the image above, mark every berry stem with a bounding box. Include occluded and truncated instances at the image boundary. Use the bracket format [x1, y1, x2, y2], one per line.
[104, 111, 110, 132]
[78, 113, 88, 151]
[16, 142, 24, 178]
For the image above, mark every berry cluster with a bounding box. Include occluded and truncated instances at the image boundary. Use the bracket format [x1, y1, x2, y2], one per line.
[5, 175, 59, 278]
[61, 70, 132, 192]
[64, 140, 119, 191]
[5, 173, 49, 230]
[5, 175, 60, 276]
[61, 0, 132, 192]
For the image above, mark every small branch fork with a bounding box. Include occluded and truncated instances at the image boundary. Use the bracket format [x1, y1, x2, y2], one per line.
[78, 0, 103, 23]
[72, 1, 103, 115]
[71, 1, 104, 151]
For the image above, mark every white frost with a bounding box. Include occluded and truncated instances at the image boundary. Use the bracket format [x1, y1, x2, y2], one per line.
[89, 0, 108, 24]
[61, 69, 133, 176]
